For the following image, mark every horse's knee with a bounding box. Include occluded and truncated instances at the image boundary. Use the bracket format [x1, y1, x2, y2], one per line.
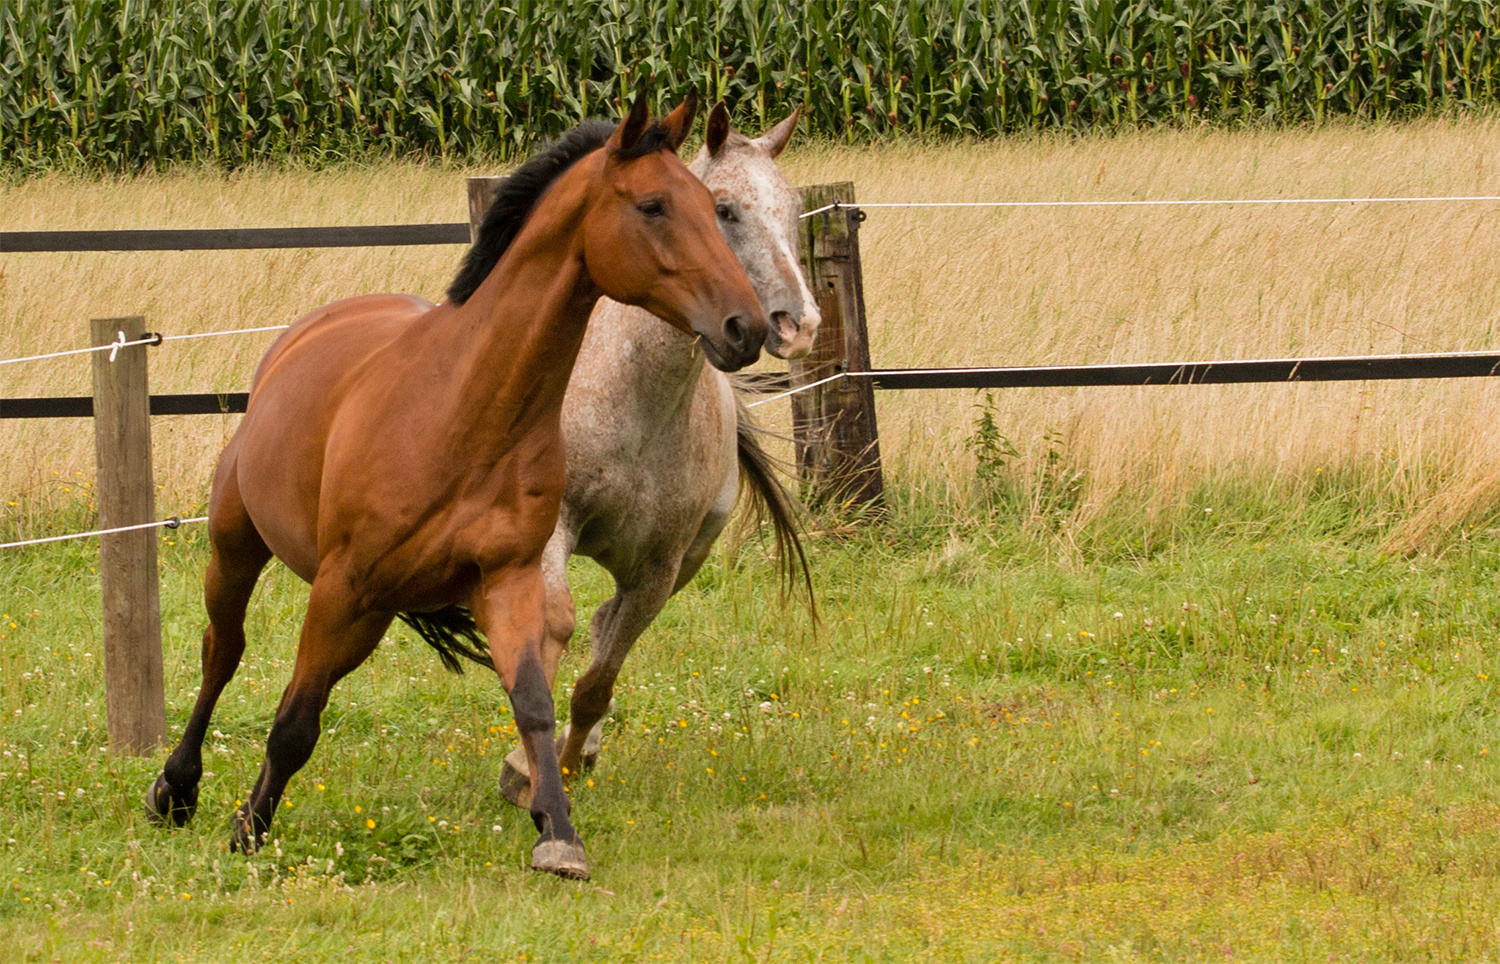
[199, 624, 246, 682]
[545, 588, 577, 644]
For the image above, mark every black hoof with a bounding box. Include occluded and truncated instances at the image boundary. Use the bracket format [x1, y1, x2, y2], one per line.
[144, 774, 198, 827]
[227, 808, 264, 854]
[582, 753, 598, 771]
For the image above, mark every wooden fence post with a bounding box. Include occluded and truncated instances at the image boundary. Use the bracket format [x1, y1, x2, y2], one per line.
[792, 182, 884, 507]
[466, 176, 505, 243]
[90, 316, 166, 755]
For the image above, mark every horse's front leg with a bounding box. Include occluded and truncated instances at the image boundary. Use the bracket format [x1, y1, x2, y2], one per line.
[555, 516, 725, 778]
[499, 525, 578, 810]
[556, 567, 677, 778]
[477, 563, 588, 880]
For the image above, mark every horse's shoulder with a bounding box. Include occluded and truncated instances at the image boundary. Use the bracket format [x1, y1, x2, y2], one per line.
[253, 294, 437, 388]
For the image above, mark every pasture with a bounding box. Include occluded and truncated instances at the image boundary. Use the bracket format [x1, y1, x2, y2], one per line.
[4, 117, 1500, 960]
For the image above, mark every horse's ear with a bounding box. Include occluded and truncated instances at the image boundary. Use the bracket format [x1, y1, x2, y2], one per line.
[658, 88, 699, 152]
[754, 105, 801, 159]
[706, 101, 731, 158]
[610, 88, 652, 153]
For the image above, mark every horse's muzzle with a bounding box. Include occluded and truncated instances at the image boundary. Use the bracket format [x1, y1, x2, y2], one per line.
[699, 311, 768, 372]
[764, 308, 820, 360]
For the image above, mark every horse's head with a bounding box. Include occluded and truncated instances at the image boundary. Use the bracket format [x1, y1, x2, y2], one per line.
[690, 103, 821, 360]
[582, 92, 768, 372]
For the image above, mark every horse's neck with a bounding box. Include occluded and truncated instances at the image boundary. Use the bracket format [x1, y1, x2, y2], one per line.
[438, 208, 599, 445]
[576, 298, 708, 425]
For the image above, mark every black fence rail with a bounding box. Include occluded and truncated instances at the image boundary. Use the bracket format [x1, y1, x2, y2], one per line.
[862, 351, 1500, 390]
[2, 224, 470, 253]
[0, 393, 250, 419]
[9, 353, 1498, 420]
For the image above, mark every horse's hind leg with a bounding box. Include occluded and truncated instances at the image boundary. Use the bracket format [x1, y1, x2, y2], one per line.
[556, 563, 679, 779]
[148, 472, 271, 827]
[230, 575, 390, 852]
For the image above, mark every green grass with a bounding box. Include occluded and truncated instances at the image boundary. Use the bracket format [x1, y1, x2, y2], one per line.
[2, 479, 1499, 961]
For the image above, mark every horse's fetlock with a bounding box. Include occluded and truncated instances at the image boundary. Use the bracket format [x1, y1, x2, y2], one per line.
[515, 716, 554, 737]
[163, 757, 202, 790]
[532, 810, 579, 844]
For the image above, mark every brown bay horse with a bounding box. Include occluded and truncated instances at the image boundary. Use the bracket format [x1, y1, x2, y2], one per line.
[144, 91, 767, 880]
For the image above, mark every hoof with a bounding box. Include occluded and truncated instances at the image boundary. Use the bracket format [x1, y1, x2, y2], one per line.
[144, 774, 197, 827]
[499, 758, 534, 811]
[227, 808, 263, 854]
[582, 752, 598, 771]
[531, 838, 589, 879]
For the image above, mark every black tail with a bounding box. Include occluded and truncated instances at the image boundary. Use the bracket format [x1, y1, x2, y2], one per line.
[734, 398, 817, 618]
[396, 606, 493, 674]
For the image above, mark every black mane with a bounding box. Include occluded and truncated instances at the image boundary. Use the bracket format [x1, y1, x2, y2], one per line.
[446, 118, 678, 305]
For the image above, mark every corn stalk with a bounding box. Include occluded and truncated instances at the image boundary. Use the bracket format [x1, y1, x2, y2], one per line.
[3, 0, 1498, 172]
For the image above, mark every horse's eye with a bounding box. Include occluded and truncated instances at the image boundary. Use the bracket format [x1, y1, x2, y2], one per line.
[636, 198, 664, 218]
[716, 203, 738, 224]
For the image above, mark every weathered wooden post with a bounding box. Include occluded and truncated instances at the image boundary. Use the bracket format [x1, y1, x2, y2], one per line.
[467, 176, 504, 243]
[90, 316, 166, 755]
[791, 182, 884, 507]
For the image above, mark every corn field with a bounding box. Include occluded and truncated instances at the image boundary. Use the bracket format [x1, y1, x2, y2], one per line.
[4, 0, 1500, 172]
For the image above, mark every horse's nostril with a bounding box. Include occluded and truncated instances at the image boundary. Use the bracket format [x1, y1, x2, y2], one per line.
[724, 315, 746, 349]
[770, 310, 796, 338]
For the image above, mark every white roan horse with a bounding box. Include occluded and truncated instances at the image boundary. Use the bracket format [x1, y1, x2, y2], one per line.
[485, 104, 821, 806]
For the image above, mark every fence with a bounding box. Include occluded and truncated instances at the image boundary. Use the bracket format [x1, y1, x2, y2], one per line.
[5, 179, 1500, 753]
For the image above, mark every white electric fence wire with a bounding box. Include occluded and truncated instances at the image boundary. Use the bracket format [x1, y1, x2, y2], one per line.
[800, 194, 1500, 218]
[0, 344, 109, 367]
[0, 515, 208, 551]
[161, 324, 290, 343]
[744, 371, 849, 408]
[0, 331, 158, 368]
[0, 324, 290, 369]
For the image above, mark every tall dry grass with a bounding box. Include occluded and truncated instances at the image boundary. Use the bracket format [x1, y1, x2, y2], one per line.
[4, 117, 1500, 545]
[774, 116, 1500, 547]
